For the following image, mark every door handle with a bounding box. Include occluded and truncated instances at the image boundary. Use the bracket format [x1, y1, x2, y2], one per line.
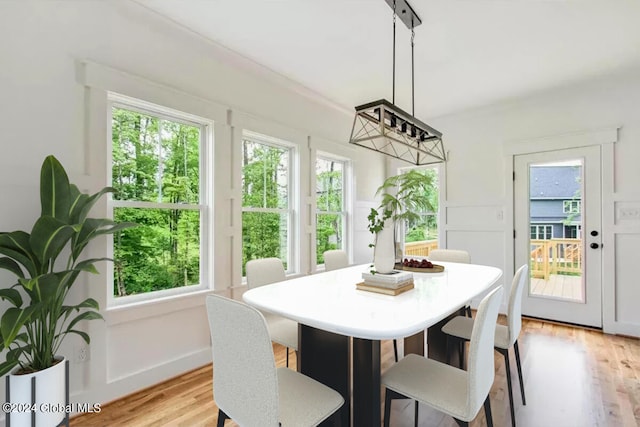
[590, 243, 601, 249]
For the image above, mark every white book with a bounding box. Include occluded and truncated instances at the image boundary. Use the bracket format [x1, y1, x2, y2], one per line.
[363, 278, 414, 290]
[362, 270, 413, 284]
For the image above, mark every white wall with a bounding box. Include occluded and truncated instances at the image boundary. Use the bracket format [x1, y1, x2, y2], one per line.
[0, 0, 385, 413]
[429, 69, 640, 336]
[3, 0, 639, 417]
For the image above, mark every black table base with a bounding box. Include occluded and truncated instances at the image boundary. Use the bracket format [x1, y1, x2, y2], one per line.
[298, 309, 464, 427]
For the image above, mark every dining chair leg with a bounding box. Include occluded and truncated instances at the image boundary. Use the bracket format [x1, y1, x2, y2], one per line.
[216, 409, 229, 427]
[499, 348, 516, 427]
[393, 339, 399, 362]
[459, 339, 465, 370]
[454, 419, 469, 427]
[465, 305, 472, 317]
[414, 401, 419, 427]
[483, 395, 494, 427]
[285, 347, 289, 367]
[383, 388, 392, 427]
[514, 340, 526, 405]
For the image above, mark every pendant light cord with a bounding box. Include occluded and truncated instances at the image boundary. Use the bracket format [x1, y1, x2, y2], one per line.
[392, 1, 396, 104]
[411, 23, 415, 116]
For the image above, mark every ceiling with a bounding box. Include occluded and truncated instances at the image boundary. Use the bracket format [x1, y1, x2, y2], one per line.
[135, 0, 640, 118]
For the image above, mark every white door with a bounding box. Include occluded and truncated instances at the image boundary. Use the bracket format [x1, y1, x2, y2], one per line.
[514, 146, 602, 327]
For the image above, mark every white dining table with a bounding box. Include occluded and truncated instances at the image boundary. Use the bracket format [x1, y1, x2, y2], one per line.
[243, 262, 502, 427]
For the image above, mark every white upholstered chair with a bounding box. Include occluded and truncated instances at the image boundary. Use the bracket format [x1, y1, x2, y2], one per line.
[442, 264, 529, 427]
[428, 249, 471, 264]
[205, 294, 344, 427]
[323, 249, 349, 271]
[382, 286, 503, 427]
[246, 257, 298, 368]
[429, 249, 473, 318]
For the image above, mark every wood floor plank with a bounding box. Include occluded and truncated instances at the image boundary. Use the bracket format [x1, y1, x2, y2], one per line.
[71, 318, 639, 427]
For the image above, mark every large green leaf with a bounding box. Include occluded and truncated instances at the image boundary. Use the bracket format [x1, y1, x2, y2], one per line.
[0, 231, 39, 276]
[75, 257, 113, 274]
[0, 306, 38, 348]
[61, 298, 101, 322]
[0, 257, 25, 278]
[61, 329, 90, 344]
[40, 155, 71, 222]
[0, 359, 19, 377]
[30, 216, 74, 266]
[72, 219, 136, 260]
[67, 310, 103, 331]
[75, 186, 116, 224]
[0, 288, 23, 308]
[30, 273, 63, 304]
[68, 184, 89, 224]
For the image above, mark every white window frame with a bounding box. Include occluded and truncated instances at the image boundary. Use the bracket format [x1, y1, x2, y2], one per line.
[107, 93, 212, 306]
[315, 153, 349, 268]
[563, 200, 581, 214]
[530, 224, 553, 240]
[241, 130, 296, 275]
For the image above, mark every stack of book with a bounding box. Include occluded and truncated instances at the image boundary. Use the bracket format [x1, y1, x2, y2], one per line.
[357, 270, 415, 295]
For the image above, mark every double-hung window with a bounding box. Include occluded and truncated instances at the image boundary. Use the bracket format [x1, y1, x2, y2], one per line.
[315, 156, 346, 265]
[241, 132, 294, 275]
[530, 224, 552, 240]
[109, 95, 209, 300]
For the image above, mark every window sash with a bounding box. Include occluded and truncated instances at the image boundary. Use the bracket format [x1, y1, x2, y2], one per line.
[108, 97, 209, 303]
[241, 135, 294, 276]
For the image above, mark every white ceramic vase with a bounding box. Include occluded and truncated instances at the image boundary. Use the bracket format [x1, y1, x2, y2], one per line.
[7, 357, 67, 427]
[374, 219, 396, 274]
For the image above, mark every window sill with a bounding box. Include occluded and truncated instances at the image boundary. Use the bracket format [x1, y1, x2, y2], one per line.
[105, 288, 215, 326]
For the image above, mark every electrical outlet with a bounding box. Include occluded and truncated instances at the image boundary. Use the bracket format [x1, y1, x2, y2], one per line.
[75, 344, 90, 363]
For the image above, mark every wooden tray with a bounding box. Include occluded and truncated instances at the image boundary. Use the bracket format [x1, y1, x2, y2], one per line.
[394, 263, 445, 273]
[356, 282, 414, 296]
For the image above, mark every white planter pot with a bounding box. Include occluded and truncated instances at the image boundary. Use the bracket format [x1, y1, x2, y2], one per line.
[374, 219, 396, 274]
[7, 357, 66, 427]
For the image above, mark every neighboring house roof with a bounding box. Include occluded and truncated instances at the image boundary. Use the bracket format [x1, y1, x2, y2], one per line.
[530, 166, 580, 199]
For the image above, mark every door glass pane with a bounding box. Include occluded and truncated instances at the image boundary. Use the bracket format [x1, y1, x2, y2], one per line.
[529, 160, 584, 302]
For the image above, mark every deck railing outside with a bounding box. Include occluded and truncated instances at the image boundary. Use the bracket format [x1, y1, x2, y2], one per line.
[404, 240, 438, 257]
[404, 240, 438, 256]
[404, 238, 583, 283]
[530, 238, 582, 280]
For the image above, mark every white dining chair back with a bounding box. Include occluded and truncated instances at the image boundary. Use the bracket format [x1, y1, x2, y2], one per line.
[429, 249, 472, 318]
[323, 249, 349, 271]
[507, 264, 529, 346]
[428, 249, 471, 264]
[245, 257, 298, 367]
[441, 263, 530, 427]
[382, 286, 503, 426]
[206, 294, 279, 426]
[467, 286, 503, 415]
[246, 257, 286, 289]
[206, 295, 344, 426]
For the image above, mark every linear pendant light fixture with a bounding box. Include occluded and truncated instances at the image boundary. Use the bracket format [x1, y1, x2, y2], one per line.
[348, 0, 446, 165]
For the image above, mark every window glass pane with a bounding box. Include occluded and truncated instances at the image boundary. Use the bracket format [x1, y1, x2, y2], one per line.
[113, 207, 201, 296]
[242, 139, 289, 209]
[316, 213, 343, 264]
[401, 167, 439, 258]
[112, 107, 200, 203]
[242, 211, 289, 274]
[316, 158, 343, 212]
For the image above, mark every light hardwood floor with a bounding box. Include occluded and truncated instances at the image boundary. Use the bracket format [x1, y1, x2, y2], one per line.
[71, 317, 640, 426]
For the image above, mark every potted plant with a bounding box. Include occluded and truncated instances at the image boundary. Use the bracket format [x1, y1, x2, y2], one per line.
[368, 169, 436, 273]
[0, 155, 134, 426]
